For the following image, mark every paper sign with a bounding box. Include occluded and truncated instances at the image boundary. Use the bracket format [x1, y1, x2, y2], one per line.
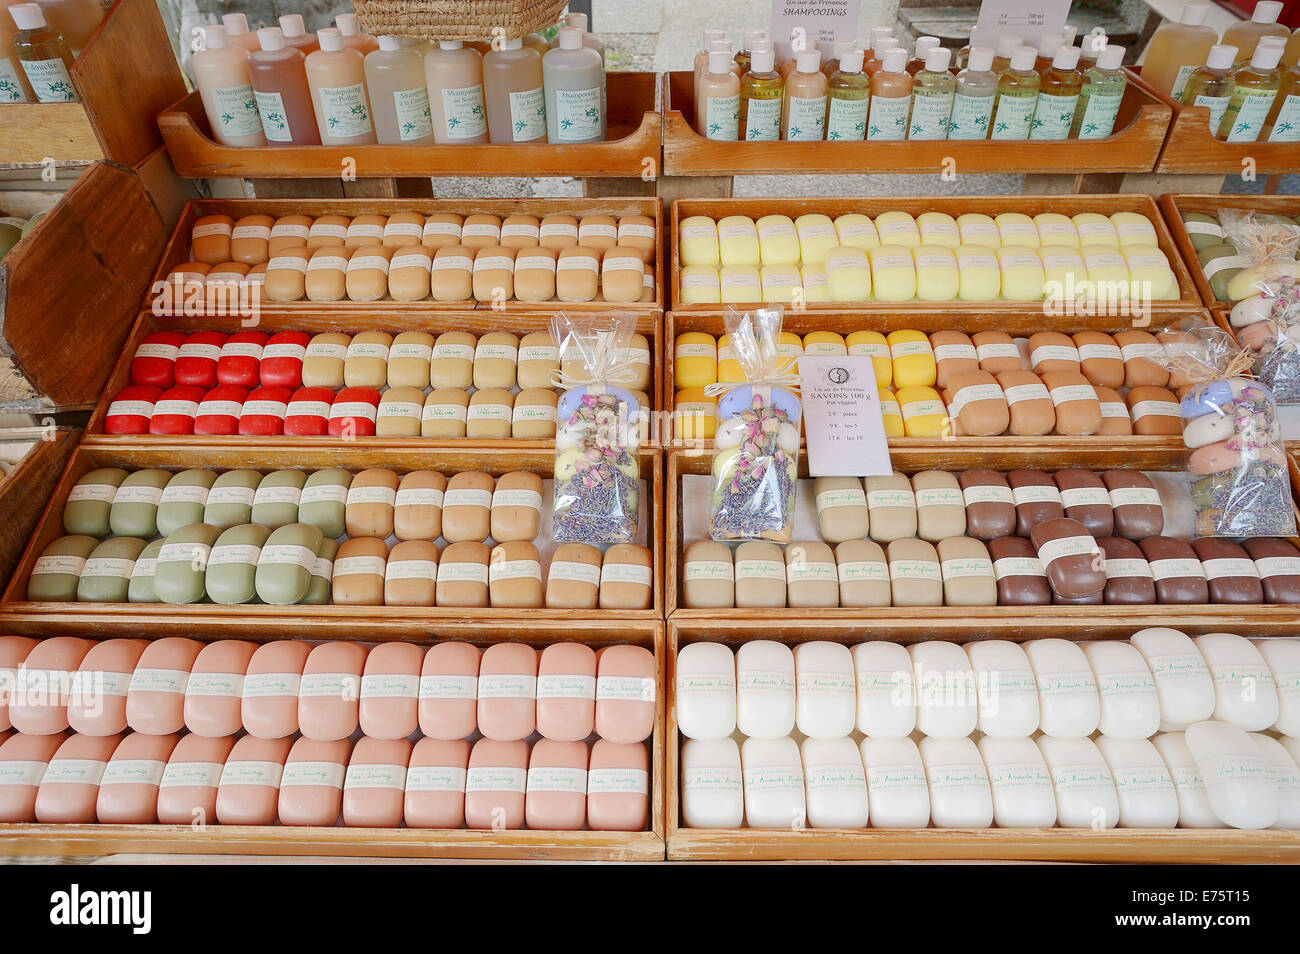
[770, 0, 862, 64]
[969, 0, 1070, 50]
[799, 354, 892, 477]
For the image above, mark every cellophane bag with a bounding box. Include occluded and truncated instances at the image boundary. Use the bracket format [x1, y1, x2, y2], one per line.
[550, 312, 641, 544]
[1227, 276, 1300, 403]
[1218, 209, 1300, 303]
[1161, 316, 1295, 537]
[707, 307, 802, 542]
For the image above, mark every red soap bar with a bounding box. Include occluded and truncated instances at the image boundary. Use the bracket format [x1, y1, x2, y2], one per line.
[260, 331, 311, 389]
[174, 331, 228, 389]
[129, 331, 186, 388]
[239, 385, 292, 435]
[149, 385, 206, 435]
[328, 387, 379, 437]
[194, 384, 249, 435]
[284, 386, 334, 436]
[104, 385, 161, 434]
[216, 331, 268, 388]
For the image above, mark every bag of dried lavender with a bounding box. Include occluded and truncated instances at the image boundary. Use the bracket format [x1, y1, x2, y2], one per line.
[1228, 278, 1300, 404]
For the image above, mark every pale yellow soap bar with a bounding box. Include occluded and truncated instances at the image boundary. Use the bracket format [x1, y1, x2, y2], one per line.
[1072, 213, 1120, 248]
[777, 332, 804, 366]
[995, 212, 1040, 248]
[716, 333, 744, 383]
[846, 330, 891, 388]
[913, 244, 959, 301]
[1111, 212, 1159, 248]
[825, 245, 871, 301]
[679, 265, 721, 304]
[996, 246, 1045, 301]
[956, 213, 1000, 249]
[834, 213, 880, 250]
[760, 265, 802, 303]
[719, 264, 762, 303]
[1081, 243, 1131, 293]
[717, 215, 760, 266]
[955, 245, 1001, 301]
[1124, 246, 1177, 300]
[874, 211, 920, 248]
[675, 388, 718, 440]
[756, 214, 800, 265]
[799, 263, 830, 302]
[896, 385, 949, 437]
[795, 213, 840, 264]
[868, 244, 917, 301]
[1039, 244, 1087, 300]
[680, 215, 720, 266]
[917, 212, 960, 248]
[1033, 213, 1079, 248]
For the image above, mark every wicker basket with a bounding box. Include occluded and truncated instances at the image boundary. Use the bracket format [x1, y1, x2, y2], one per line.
[352, 0, 569, 41]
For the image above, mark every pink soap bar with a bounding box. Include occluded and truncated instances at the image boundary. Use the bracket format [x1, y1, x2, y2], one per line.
[215, 735, 293, 825]
[217, 330, 268, 388]
[156, 734, 236, 825]
[477, 644, 537, 742]
[0, 731, 66, 822]
[10, 636, 94, 735]
[96, 731, 179, 824]
[194, 384, 248, 436]
[526, 738, 588, 831]
[595, 645, 657, 744]
[36, 732, 123, 823]
[359, 642, 421, 740]
[104, 384, 161, 434]
[67, 638, 147, 736]
[419, 643, 481, 740]
[149, 384, 205, 435]
[0, 635, 39, 731]
[298, 642, 368, 741]
[185, 639, 257, 739]
[586, 739, 650, 831]
[536, 643, 596, 743]
[126, 637, 203, 735]
[130, 330, 186, 387]
[343, 736, 411, 828]
[241, 640, 312, 739]
[404, 737, 470, 828]
[277, 737, 351, 827]
[465, 738, 528, 830]
[174, 330, 227, 388]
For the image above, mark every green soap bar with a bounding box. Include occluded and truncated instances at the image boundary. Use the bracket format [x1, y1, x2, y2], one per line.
[251, 469, 307, 530]
[298, 468, 351, 539]
[1258, 213, 1295, 227]
[203, 470, 262, 529]
[154, 523, 223, 604]
[206, 523, 271, 604]
[254, 522, 324, 606]
[77, 536, 148, 603]
[1184, 213, 1223, 252]
[63, 468, 129, 537]
[1198, 243, 1244, 301]
[1191, 472, 1234, 509]
[158, 469, 218, 537]
[27, 534, 99, 601]
[302, 538, 337, 605]
[108, 469, 172, 538]
[128, 539, 165, 603]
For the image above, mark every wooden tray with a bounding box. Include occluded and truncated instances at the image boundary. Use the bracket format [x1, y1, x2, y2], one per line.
[0, 619, 666, 861]
[661, 70, 1171, 177]
[669, 194, 1202, 313]
[158, 72, 663, 182]
[665, 445, 1300, 633]
[0, 444, 665, 634]
[666, 619, 1300, 862]
[0, 428, 77, 594]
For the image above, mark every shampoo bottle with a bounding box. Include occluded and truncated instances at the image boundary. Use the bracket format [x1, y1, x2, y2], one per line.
[305, 27, 376, 146]
[247, 26, 320, 146]
[1223, 0, 1288, 63]
[868, 47, 912, 141]
[31, 0, 100, 53]
[426, 40, 489, 144]
[483, 35, 547, 143]
[542, 27, 605, 143]
[1073, 43, 1126, 138]
[990, 45, 1039, 140]
[1178, 44, 1238, 136]
[740, 43, 783, 141]
[192, 24, 264, 146]
[1142, 2, 1217, 101]
[697, 48, 740, 140]
[365, 34, 433, 144]
[1030, 44, 1082, 140]
[222, 12, 260, 53]
[826, 47, 869, 141]
[1219, 40, 1283, 142]
[782, 48, 827, 140]
[9, 3, 72, 102]
[279, 14, 319, 55]
[909, 46, 955, 140]
[950, 45, 996, 139]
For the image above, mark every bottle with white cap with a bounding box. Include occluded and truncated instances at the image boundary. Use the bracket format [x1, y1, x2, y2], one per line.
[1030, 44, 1082, 140]
[191, 23, 264, 145]
[782, 47, 826, 140]
[907, 35, 940, 75]
[991, 34, 1024, 74]
[735, 28, 767, 74]
[0, 10, 36, 103]
[278, 13, 319, 55]
[425, 39, 489, 144]
[564, 11, 605, 63]
[1265, 37, 1300, 141]
[950, 45, 996, 139]
[222, 13, 261, 53]
[1079, 29, 1107, 71]
[1224, 0, 1289, 63]
[1142, 2, 1217, 100]
[1219, 40, 1284, 142]
[364, 35, 433, 144]
[247, 26, 320, 145]
[1034, 32, 1064, 74]
[542, 26, 605, 143]
[909, 46, 955, 139]
[990, 45, 1039, 140]
[863, 25, 895, 75]
[483, 35, 547, 143]
[826, 47, 869, 140]
[867, 47, 912, 140]
[1181, 44, 1242, 137]
[305, 27, 376, 145]
[1061, 24, 1079, 48]
[1073, 43, 1127, 139]
[740, 43, 783, 140]
[24, 0, 101, 55]
[8, 3, 75, 103]
[337, 13, 378, 55]
[694, 29, 727, 87]
[696, 49, 740, 140]
[822, 39, 856, 77]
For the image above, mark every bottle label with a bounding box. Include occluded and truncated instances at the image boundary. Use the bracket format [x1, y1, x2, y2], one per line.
[508, 86, 546, 141]
[1076, 90, 1122, 139]
[785, 94, 826, 140]
[0, 60, 29, 102]
[1030, 92, 1078, 140]
[394, 85, 433, 141]
[745, 95, 781, 140]
[1191, 92, 1230, 135]
[867, 94, 909, 140]
[1171, 64, 1199, 102]
[1268, 93, 1300, 141]
[554, 87, 602, 141]
[437, 83, 486, 139]
[705, 92, 740, 140]
[318, 82, 372, 137]
[21, 57, 76, 103]
[948, 92, 993, 139]
[826, 95, 868, 141]
[1225, 88, 1277, 143]
[991, 93, 1035, 140]
[909, 90, 953, 140]
[253, 89, 291, 141]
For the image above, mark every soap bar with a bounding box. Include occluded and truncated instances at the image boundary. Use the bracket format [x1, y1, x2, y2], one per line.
[332, 537, 387, 606]
[65, 637, 143, 736]
[127, 540, 164, 603]
[1139, 536, 1208, 604]
[1243, 537, 1300, 603]
[214, 736, 293, 825]
[1185, 721, 1277, 829]
[733, 540, 787, 608]
[683, 540, 734, 608]
[194, 384, 247, 436]
[955, 245, 1000, 301]
[342, 737, 411, 828]
[1101, 470, 1163, 539]
[436, 541, 490, 607]
[488, 540, 543, 608]
[1125, 385, 1181, 436]
[205, 524, 270, 604]
[238, 385, 290, 436]
[254, 523, 323, 606]
[466, 387, 513, 440]
[1194, 632, 1278, 731]
[866, 472, 917, 542]
[997, 247, 1045, 301]
[277, 737, 350, 827]
[1008, 469, 1064, 535]
[739, 739, 800, 827]
[1083, 640, 1160, 741]
[1034, 212, 1079, 247]
[831, 539, 887, 607]
[887, 329, 936, 388]
[912, 471, 965, 541]
[869, 245, 917, 301]
[1072, 330, 1123, 389]
[345, 468, 398, 538]
[785, 540, 838, 607]
[1094, 385, 1133, 436]
[957, 469, 1014, 541]
[298, 642, 367, 741]
[972, 331, 1023, 375]
[1073, 213, 1120, 247]
[516, 332, 559, 390]
[921, 736, 994, 828]
[938, 536, 996, 606]
[511, 388, 557, 439]
[430, 246, 474, 301]
[260, 331, 310, 389]
[36, 733, 122, 824]
[861, 736, 930, 826]
[1098, 536, 1156, 605]
[422, 388, 469, 438]
[108, 469, 170, 538]
[996, 370, 1054, 435]
[383, 539, 438, 607]
[824, 246, 870, 301]
[184, 639, 257, 740]
[834, 213, 879, 250]
[64, 468, 128, 537]
[679, 265, 721, 304]
[153, 525, 222, 604]
[1038, 736, 1118, 828]
[544, 542, 601, 609]
[910, 641, 978, 738]
[216, 330, 266, 389]
[126, 637, 203, 736]
[756, 214, 799, 264]
[966, 640, 1039, 738]
[394, 470, 445, 541]
[251, 469, 305, 529]
[149, 385, 203, 435]
[442, 471, 493, 542]
[1130, 627, 1215, 732]
[930, 330, 978, 389]
[599, 544, 653, 610]
[1025, 638, 1100, 739]
[404, 737, 469, 829]
[376, 386, 425, 438]
[9, 637, 91, 733]
[913, 245, 959, 301]
[812, 476, 868, 543]
[887, 538, 942, 606]
[239, 640, 312, 740]
[897, 385, 948, 437]
[304, 539, 335, 606]
[1031, 518, 1105, 599]
[295, 468, 349, 539]
[1054, 468, 1113, 537]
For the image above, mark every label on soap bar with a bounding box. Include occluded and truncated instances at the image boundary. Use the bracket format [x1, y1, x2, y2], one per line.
[838, 560, 888, 583]
[787, 561, 837, 583]
[406, 765, 468, 792]
[129, 668, 190, 694]
[588, 767, 649, 795]
[915, 487, 963, 509]
[941, 557, 994, 579]
[299, 484, 347, 506]
[418, 674, 477, 700]
[348, 255, 389, 274]
[220, 760, 284, 788]
[379, 400, 422, 420]
[157, 542, 211, 566]
[868, 488, 915, 509]
[281, 761, 345, 789]
[466, 766, 527, 794]
[208, 544, 261, 566]
[1077, 343, 1122, 363]
[685, 560, 733, 582]
[527, 766, 588, 793]
[948, 384, 1004, 416]
[1011, 484, 1060, 505]
[601, 562, 652, 587]
[1104, 558, 1150, 579]
[1148, 558, 1205, 581]
[299, 673, 362, 698]
[477, 674, 536, 699]
[962, 484, 1013, 506]
[994, 556, 1045, 579]
[69, 670, 130, 700]
[254, 485, 301, 507]
[1099, 401, 1128, 419]
[346, 485, 396, 507]
[1059, 487, 1110, 509]
[738, 669, 795, 694]
[816, 487, 866, 512]
[536, 674, 596, 699]
[42, 759, 106, 786]
[489, 559, 541, 583]
[1036, 535, 1099, 567]
[901, 399, 945, 420]
[890, 559, 941, 581]
[241, 672, 301, 698]
[890, 340, 932, 360]
[423, 403, 467, 423]
[976, 342, 1021, 363]
[159, 761, 223, 789]
[395, 487, 443, 509]
[548, 560, 601, 586]
[100, 759, 166, 788]
[596, 676, 655, 702]
[1109, 487, 1161, 508]
[1036, 670, 1096, 699]
[385, 560, 436, 582]
[186, 672, 245, 697]
[285, 400, 330, 420]
[1131, 400, 1179, 420]
[345, 764, 408, 791]
[1030, 345, 1079, 367]
[932, 343, 977, 363]
[335, 556, 386, 578]
[243, 400, 287, 418]
[467, 403, 510, 423]
[437, 562, 488, 585]
[1255, 556, 1300, 578]
[444, 488, 491, 510]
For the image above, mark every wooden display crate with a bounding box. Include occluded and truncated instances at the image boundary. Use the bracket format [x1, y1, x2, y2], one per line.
[158, 72, 663, 183]
[665, 446, 1300, 633]
[666, 619, 1300, 862]
[0, 427, 77, 593]
[669, 195, 1201, 314]
[661, 70, 1172, 177]
[0, 443, 664, 635]
[0, 619, 665, 861]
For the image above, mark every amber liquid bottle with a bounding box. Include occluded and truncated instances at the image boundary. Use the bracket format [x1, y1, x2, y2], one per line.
[10, 2, 76, 102]
[247, 26, 321, 145]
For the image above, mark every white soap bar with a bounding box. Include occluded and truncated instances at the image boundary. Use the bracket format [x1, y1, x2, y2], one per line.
[1131, 628, 1216, 732]
[680, 737, 744, 828]
[793, 641, 856, 739]
[1253, 637, 1300, 736]
[977, 736, 1057, 828]
[736, 640, 796, 739]
[1095, 736, 1179, 828]
[850, 642, 915, 739]
[1083, 640, 1160, 740]
[1194, 633, 1279, 732]
[800, 736, 869, 828]
[1037, 735, 1119, 829]
[859, 736, 929, 827]
[1248, 733, 1300, 830]
[675, 642, 736, 741]
[1024, 638, 1099, 738]
[909, 641, 977, 739]
[741, 736, 806, 829]
[1152, 731, 1221, 828]
[966, 640, 1039, 739]
[1185, 720, 1278, 830]
[920, 736, 993, 828]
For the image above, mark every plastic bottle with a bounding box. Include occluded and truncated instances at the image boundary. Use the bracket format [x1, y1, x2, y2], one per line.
[909, 46, 955, 140]
[31, 0, 100, 53]
[1073, 43, 1127, 138]
[192, 24, 263, 145]
[1030, 44, 1082, 140]
[279, 14, 319, 56]
[1265, 43, 1300, 140]
[1034, 32, 1063, 74]
[867, 47, 912, 140]
[694, 28, 726, 87]
[0, 15, 36, 101]
[1223, 1, 1288, 64]
[782, 48, 826, 140]
[1282, 27, 1300, 69]
[542, 27, 605, 143]
[304, 27, 375, 146]
[991, 34, 1024, 75]
[1179, 43, 1238, 137]
[735, 28, 766, 74]
[1142, 2, 1217, 102]
[740, 43, 782, 141]
[564, 11, 604, 62]
[365, 34, 433, 144]
[426, 40, 489, 144]
[483, 35, 546, 143]
[222, 13, 260, 53]
[949, 44, 996, 139]
[821, 39, 855, 78]
[247, 26, 320, 146]
[825, 47, 869, 141]
[337, 13, 378, 55]
[1219, 40, 1283, 142]
[907, 35, 939, 75]
[1079, 29, 1107, 72]
[863, 25, 895, 76]
[990, 45, 1039, 139]
[697, 49, 740, 140]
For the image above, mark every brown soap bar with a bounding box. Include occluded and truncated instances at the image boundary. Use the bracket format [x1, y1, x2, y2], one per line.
[972, 331, 1023, 375]
[1114, 329, 1169, 389]
[1030, 517, 1105, 599]
[931, 330, 978, 390]
[1053, 590, 1103, 605]
[1100, 470, 1164, 540]
[1125, 385, 1182, 436]
[1041, 371, 1101, 436]
[1027, 331, 1080, 375]
[1243, 537, 1300, 604]
[1072, 330, 1124, 389]
[944, 369, 1009, 437]
[987, 536, 1051, 606]
[1007, 469, 1063, 536]
[1097, 536, 1156, 605]
[1138, 536, 1209, 605]
[1093, 385, 1134, 436]
[959, 469, 1016, 540]
[1054, 468, 1113, 538]
[995, 369, 1054, 436]
[1190, 537, 1263, 605]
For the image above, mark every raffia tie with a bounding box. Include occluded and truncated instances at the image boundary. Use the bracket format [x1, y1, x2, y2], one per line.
[1172, 348, 1258, 400]
[547, 329, 641, 390]
[701, 353, 803, 398]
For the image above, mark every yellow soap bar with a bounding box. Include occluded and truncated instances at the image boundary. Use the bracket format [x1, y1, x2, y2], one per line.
[800, 263, 830, 302]
[1123, 246, 1176, 300]
[1081, 244, 1131, 294]
[795, 213, 840, 264]
[675, 388, 718, 440]
[717, 215, 761, 266]
[679, 264, 721, 304]
[874, 211, 920, 248]
[956, 213, 1000, 248]
[777, 332, 804, 367]
[835, 213, 880, 250]
[716, 333, 744, 383]
[868, 244, 917, 301]
[996, 247, 1046, 301]
[760, 265, 802, 303]
[680, 215, 720, 266]
[913, 244, 959, 301]
[1040, 244, 1087, 301]
[803, 331, 847, 357]
[674, 332, 717, 388]
[719, 264, 762, 303]
[756, 214, 800, 265]
[1033, 213, 1079, 248]
[879, 386, 904, 437]
[917, 212, 960, 248]
[1072, 213, 1120, 248]
[955, 245, 1001, 301]
[995, 212, 1040, 248]
[846, 330, 891, 388]
[825, 245, 871, 301]
[896, 385, 949, 437]
[1111, 212, 1159, 248]
[887, 329, 936, 388]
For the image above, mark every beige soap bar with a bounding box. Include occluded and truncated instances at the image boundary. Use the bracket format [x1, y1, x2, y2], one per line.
[263, 246, 309, 301]
[546, 542, 602, 608]
[540, 214, 579, 250]
[887, 538, 942, 606]
[866, 473, 917, 542]
[377, 386, 425, 437]
[491, 471, 543, 541]
[489, 540, 543, 608]
[517, 332, 559, 389]
[345, 213, 387, 248]
[599, 544, 653, 610]
[270, 214, 313, 255]
[388, 331, 433, 389]
[383, 211, 425, 248]
[345, 331, 393, 389]
[556, 247, 600, 302]
[305, 245, 352, 301]
[431, 245, 474, 301]
[431, 331, 476, 389]
[388, 245, 433, 301]
[474, 332, 519, 390]
[302, 332, 350, 389]
[384, 539, 438, 606]
[472, 245, 515, 302]
[422, 212, 463, 249]
[512, 388, 558, 439]
[836, 539, 890, 606]
[601, 246, 645, 303]
[514, 247, 558, 301]
[307, 214, 349, 249]
[466, 388, 514, 440]
[500, 214, 540, 248]
[460, 213, 502, 249]
[422, 388, 469, 438]
[683, 540, 734, 608]
[442, 472, 494, 542]
[436, 541, 490, 607]
[395, 470, 446, 541]
[785, 540, 838, 607]
[344, 244, 393, 302]
[617, 214, 657, 263]
[912, 471, 967, 542]
[733, 540, 787, 608]
[937, 536, 996, 606]
[332, 536, 387, 606]
[345, 468, 399, 538]
[813, 476, 868, 543]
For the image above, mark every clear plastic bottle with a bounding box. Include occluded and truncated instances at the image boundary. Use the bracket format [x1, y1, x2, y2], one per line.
[991, 33, 1024, 75]
[735, 28, 765, 74]
[1031, 45, 1082, 140]
[365, 34, 433, 144]
[31, 0, 100, 53]
[697, 49, 740, 140]
[0, 17, 36, 101]
[279, 14, 319, 56]
[1265, 44, 1300, 140]
[949, 44, 995, 139]
[990, 45, 1039, 140]
[909, 46, 955, 139]
[1283, 26, 1300, 69]
[564, 12, 605, 63]
[542, 27, 605, 143]
[1219, 40, 1283, 142]
[192, 23, 264, 144]
[907, 36, 939, 75]
[305, 27, 375, 146]
[426, 40, 489, 144]
[822, 39, 855, 78]
[867, 47, 912, 140]
[782, 48, 826, 140]
[222, 13, 260, 53]
[826, 47, 869, 141]
[862, 25, 894, 76]
[694, 28, 726, 87]
[337, 13, 378, 55]
[1073, 43, 1127, 138]
[1224, 0, 1289, 64]
[247, 26, 320, 146]
[9, 2, 74, 102]
[1078, 29, 1107, 73]
[740, 43, 783, 141]
[1034, 33, 1063, 74]
[483, 35, 546, 143]
[1179, 43, 1238, 137]
[1142, 2, 1217, 101]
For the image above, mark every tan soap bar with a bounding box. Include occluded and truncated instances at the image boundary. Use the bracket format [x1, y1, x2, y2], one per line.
[514, 248, 558, 302]
[489, 540, 543, 608]
[887, 538, 942, 607]
[460, 213, 502, 249]
[540, 214, 579, 249]
[387, 245, 433, 301]
[1042, 371, 1101, 435]
[1073, 330, 1124, 389]
[436, 541, 490, 606]
[467, 388, 514, 440]
[345, 245, 393, 302]
[421, 212, 463, 249]
[866, 473, 917, 543]
[1114, 329, 1170, 388]
[1027, 331, 1080, 375]
[836, 539, 890, 606]
[443, 472, 494, 542]
[422, 388, 469, 438]
[733, 540, 787, 608]
[812, 476, 868, 543]
[191, 214, 234, 264]
[307, 214, 350, 249]
[431, 246, 474, 301]
[491, 471, 543, 541]
[682, 540, 734, 608]
[931, 330, 978, 389]
[305, 245, 352, 301]
[344, 331, 393, 389]
[263, 246, 309, 301]
[345, 468, 399, 538]
[785, 540, 838, 607]
[232, 214, 273, 264]
[578, 214, 618, 252]
[912, 471, 966, 542]
[384, 539, 438, 607]
[473, 332, 519, 390]
[641, 265, 656, 302]
[383, 211, 425, 247]
[516, 332, 559, 389]
[556, 247, 600, 302]
[972, 330, 1023, 374]
[1126, 385, 1181, 436]
[394, 471, 446, 541]
[512, 388, 558, 438]
[332, 537, 387, 606]
[945, 369, 1009, 437]
[546, 542, 602, 608]
[600, 247, 645, 303]
[431, 331, 476, 389]
[1094, 384, 1134, 435]
[345, 214, 387, 248]
[270, 214, 313, 254]
[302, 332, 350, 389]
[997, 369, 1055, 436]
[937, 536, 996, 606]
[617, 214, 657, 263]
[599, 544, 653, 610]
[473, 245, 515, 302]
[500, 214, 540, 248]
[205, 262, 249, 308]
[387, 331, 433, 389]
[377, 386, 426, 437]
[619, 333, 652, 392]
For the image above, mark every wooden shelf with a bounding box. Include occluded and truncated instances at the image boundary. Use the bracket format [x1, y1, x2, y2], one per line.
[0, 428, 76, 595]
[157, 72, 662, 181]
[661, 70, 1171, 177]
